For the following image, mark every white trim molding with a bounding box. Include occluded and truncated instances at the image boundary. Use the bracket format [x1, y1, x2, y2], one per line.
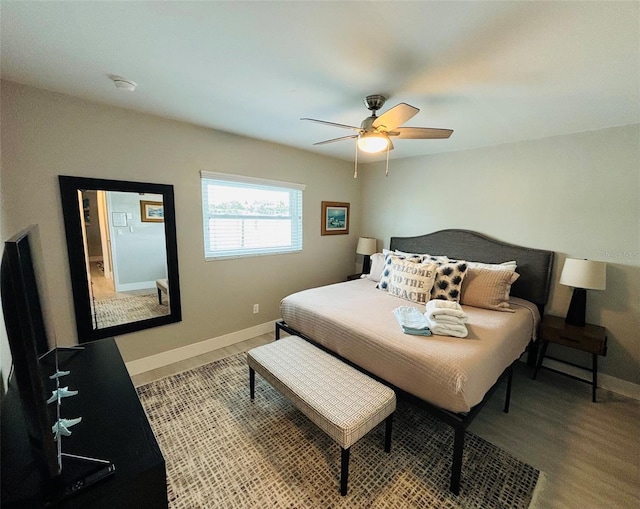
[125, 321, 275, 377]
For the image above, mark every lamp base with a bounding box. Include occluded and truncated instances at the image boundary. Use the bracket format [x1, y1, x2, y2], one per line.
[565, 288, 586, 327]
[362, 255, 371, 275]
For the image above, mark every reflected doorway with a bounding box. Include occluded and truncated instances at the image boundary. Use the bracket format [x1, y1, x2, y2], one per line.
[79, 189, 170, 330]
[84, 190, 114, 298]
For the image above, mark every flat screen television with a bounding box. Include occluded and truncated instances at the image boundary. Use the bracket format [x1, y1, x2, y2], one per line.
[1, 225, 114, 505]
[1, 225, 60, 481]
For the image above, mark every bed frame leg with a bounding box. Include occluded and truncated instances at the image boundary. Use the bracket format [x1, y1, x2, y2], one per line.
[249, 367, 255, 400]
[504, 367, 513, 413]
[526, 339, 539, 367]
[450, 427, 464, 495]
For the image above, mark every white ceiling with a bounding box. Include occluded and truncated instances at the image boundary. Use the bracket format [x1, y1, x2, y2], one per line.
[1, 1, 638, 162]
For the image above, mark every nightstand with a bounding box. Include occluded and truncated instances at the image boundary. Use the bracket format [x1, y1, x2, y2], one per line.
[346, 273, 364, 281]
[533, 315, 607, 402]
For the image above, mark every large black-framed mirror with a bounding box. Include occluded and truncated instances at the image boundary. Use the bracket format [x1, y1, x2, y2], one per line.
[59, 176, 181, 342]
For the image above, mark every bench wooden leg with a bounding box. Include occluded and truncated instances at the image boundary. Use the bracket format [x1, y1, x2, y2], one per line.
[249, 367, 255, 400]
[157, 288, 163, 305]
[340, 447, 350, 496]
[384, 413, 393, 453]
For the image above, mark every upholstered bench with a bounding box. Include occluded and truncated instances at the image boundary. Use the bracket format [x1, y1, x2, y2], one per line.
[155, 278, 168, 305]
[246, 336, 396, 496]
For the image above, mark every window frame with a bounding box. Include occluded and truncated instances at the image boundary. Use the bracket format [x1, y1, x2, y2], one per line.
[200, 171, 305, 261]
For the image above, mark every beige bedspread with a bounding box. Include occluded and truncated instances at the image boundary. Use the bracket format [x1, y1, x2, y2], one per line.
[280, 279, 540, 413]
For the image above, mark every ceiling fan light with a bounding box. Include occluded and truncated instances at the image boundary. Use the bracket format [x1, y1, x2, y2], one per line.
[357, 133, 388, 153]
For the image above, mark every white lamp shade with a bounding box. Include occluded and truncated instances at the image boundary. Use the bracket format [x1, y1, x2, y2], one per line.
[559, 258, 606, 290]
[356, 237, 377, 255]
[357, 133, 388, 153]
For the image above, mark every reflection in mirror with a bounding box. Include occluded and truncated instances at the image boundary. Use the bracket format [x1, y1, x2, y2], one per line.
[59, 176, 181, 342]
[82, 190, 169, 329]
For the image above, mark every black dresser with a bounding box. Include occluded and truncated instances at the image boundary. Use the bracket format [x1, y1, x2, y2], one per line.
[1, 338, 167, 508]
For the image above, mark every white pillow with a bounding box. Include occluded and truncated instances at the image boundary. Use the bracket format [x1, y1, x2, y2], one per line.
[467, 260, 517, 271]
[366, 253, 386, 282]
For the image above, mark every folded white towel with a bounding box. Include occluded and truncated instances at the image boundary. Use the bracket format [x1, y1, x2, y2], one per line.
[429, 311, 469, 324]
[429, 314, 467, 326]
[425, 299, 468, 322]
[426, 299, 462, 310]
[425, 317, 468, 338]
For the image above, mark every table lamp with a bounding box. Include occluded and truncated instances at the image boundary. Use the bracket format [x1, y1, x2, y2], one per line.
[356, 237, 377, 274]
[559, 258, 606, 326]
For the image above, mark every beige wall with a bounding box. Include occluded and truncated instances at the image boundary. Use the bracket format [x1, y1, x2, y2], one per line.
[2, 80, 638, 387]
[360, 125, 640, 384]
[0, 81, 360, 363]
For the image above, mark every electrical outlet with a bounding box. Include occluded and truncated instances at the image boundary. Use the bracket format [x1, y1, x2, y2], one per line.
[253, 304, 259, 314]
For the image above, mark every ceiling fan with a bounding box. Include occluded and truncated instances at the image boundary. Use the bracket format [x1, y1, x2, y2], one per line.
[301, 94, 453, 156]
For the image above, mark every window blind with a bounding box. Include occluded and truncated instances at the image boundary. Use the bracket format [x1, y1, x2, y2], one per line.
[200, 171, 305, 260]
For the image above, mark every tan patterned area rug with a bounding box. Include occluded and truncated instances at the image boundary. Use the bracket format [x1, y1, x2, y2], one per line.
[136, 353, 541, 508]
[93, 294, 168, 328]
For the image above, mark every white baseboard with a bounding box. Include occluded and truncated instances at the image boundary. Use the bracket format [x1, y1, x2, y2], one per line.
[125, 321, 276, 376]
[115, 280, 156, 293]
[540, 358, 640, 401]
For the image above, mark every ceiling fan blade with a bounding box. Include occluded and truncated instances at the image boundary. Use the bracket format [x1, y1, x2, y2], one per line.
[391, 127, 453, 139]
[313, 134, 359, 146]
[372, 103, 419, 131]
[301, 118, 361, 131]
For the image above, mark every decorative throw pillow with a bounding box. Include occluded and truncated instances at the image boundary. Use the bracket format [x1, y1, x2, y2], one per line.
[365, 253, 386, 282]
[386, 256, 438, 304]
[460, 268, 520, 312]
[395, 250, 450, 265]
[377, 252, 423, 291]
[431, 261, 469, 302]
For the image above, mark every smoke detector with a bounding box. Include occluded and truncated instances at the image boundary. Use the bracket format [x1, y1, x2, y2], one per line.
[110, 75, 137, 91]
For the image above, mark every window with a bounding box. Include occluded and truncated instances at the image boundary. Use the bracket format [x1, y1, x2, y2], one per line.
[200, 171, 305, 260]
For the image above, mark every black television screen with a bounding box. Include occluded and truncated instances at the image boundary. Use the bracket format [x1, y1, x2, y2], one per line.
[1, 225, 60, 480]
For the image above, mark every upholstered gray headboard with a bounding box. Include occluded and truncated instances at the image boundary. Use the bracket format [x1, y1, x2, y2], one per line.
[390, 229, 554, 311]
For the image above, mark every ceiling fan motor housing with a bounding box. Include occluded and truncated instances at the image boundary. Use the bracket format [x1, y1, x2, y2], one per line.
[363, 94, 386, 113]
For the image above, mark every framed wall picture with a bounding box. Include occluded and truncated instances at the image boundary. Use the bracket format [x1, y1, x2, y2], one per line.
[140, 200, 164, 223]
[321, 201, 349, 235]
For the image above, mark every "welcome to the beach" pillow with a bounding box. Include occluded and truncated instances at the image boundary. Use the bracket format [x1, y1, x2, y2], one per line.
[386, 256, 438, 304]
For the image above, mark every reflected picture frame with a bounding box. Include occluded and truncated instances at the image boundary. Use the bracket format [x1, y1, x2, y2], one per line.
[140, 200, 164, 223]
[321, 201, 350, 236]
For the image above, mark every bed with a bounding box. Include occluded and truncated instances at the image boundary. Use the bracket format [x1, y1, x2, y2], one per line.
[276, 229, 554, 494]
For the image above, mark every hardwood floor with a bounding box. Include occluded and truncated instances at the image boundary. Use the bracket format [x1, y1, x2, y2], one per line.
[131, 333, 640, 508]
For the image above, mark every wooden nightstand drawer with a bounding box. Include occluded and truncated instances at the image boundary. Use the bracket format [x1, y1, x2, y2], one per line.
[539, 315, 607, 355]
[540, 324, 606, 354]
